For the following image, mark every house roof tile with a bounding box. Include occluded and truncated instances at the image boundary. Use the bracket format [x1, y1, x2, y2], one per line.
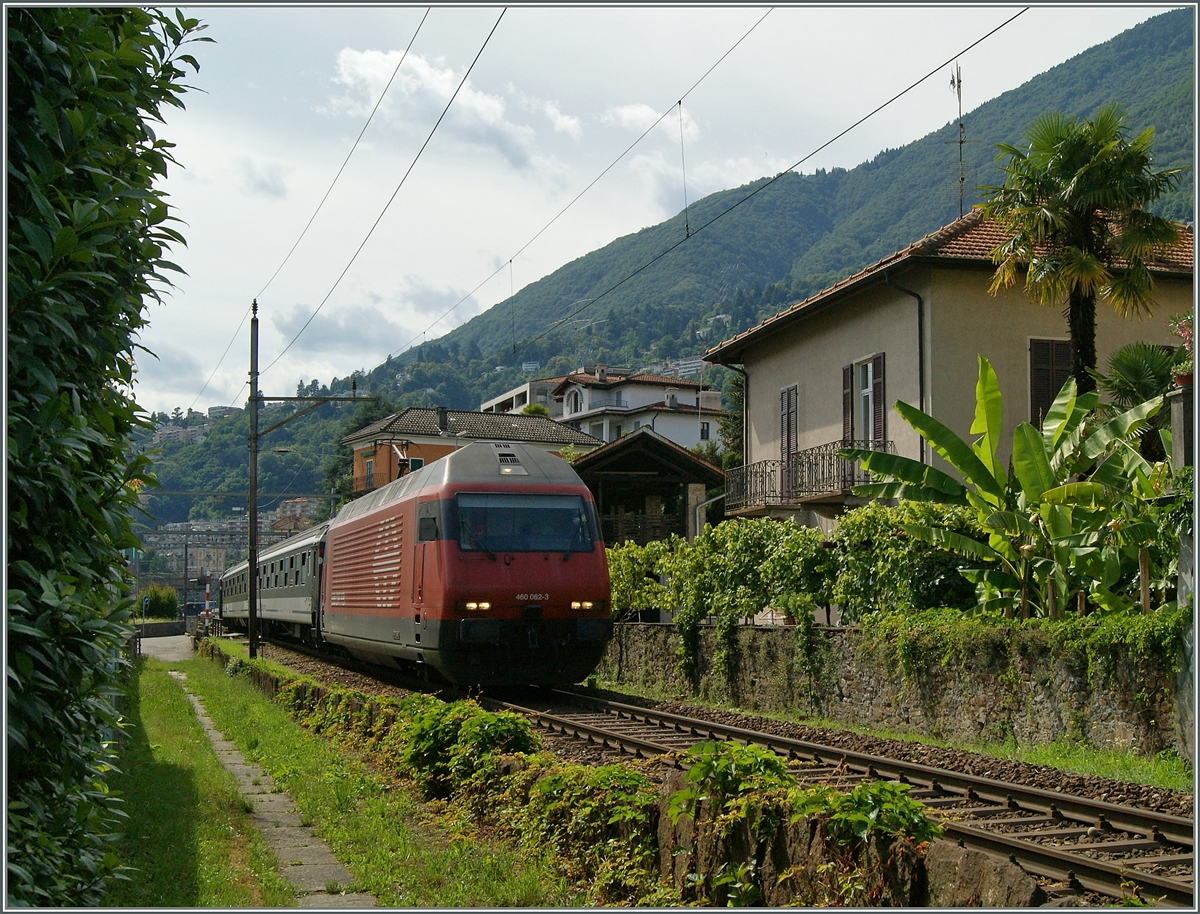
[552, 371, 705, 396]
[343, 407, 602, 448]
[706, 211, 1194, 363]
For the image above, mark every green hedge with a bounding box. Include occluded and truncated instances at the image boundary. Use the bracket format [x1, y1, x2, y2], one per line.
[6, 9, 206, 905]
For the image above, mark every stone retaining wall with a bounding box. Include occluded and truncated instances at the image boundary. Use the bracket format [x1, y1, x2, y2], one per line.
[598, 623, 1190, 760]
[201, 640, 1044, 907]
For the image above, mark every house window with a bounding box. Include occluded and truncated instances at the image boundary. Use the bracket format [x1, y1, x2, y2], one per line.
[568, 390, 581, 414]
[700, 421, 710, 440]
[1030, 339, 1071, 427]
[780, 385, 798, 460]
[633, 420, 641, 430]
[843, 353, 885, 443]
[365, 457, 374, 491]
[611, 424, 623, 440]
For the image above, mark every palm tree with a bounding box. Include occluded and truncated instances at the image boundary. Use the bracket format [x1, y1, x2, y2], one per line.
[979, 103, 1185, 394]
[1091, 340, 1186, 461]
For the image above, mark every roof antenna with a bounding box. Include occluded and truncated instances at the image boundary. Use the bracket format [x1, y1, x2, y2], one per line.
[949, 62, 965, 218]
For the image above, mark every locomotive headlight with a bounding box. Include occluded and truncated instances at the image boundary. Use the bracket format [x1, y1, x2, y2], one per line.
[570, 600, 594, 611]
[465, 601, 491, 611]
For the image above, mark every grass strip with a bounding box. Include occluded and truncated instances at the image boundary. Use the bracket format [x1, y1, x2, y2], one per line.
[596, 676, 1194, 793]
[179, 655, 578, 906]
[103, 659, 297, 907]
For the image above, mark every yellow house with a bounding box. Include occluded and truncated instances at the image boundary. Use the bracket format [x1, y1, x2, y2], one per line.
[705, 211, 1194, 527]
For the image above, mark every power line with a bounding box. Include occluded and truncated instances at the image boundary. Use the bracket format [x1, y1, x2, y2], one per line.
[261, 8, 507, 378]
[186, 9, 431, 412]
[379, 7, 775, 364]
[520, 7, 1029, 351]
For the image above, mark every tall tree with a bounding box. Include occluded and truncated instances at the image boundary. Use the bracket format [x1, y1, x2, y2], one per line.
[979, 103, 1185, 393]
[7, 9, 207, 904]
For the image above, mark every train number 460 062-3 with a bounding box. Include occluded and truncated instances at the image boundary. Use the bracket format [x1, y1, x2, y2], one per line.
[515, 593, 549, 602]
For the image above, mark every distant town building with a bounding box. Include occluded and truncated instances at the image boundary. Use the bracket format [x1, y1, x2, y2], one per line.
[207, 405, 244, 420]
[522, 360, 540, 373]
[151, 425, 207, 446]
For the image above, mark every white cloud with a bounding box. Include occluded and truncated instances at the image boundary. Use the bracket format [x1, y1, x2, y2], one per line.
[602, 102, 698, 142]
[239, 158, 289, 198]
[543, 101, 581, 139]
[328, 48, 543, 169]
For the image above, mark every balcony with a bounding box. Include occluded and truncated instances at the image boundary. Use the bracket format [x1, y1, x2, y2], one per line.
[726, 439, 896, 513]
[587, 396, 627, 410]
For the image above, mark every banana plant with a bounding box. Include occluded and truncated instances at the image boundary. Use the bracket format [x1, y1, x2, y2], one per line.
[840, 356, 1163, 618]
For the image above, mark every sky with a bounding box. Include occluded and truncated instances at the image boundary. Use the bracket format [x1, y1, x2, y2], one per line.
[135, 4, 1184, 416]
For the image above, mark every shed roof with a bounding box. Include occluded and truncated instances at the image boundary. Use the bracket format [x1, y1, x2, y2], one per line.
[571, 426, 725, 487]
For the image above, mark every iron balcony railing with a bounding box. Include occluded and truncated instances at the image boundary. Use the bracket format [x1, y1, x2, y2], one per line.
[790, 438, 896, 498]
[726, 460, 785, 512]
[726, 439, 896, 512]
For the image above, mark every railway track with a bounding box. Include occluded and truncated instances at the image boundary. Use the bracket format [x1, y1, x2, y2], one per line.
[256, 638, 1193, 906]
[484, 689, 1195, 907]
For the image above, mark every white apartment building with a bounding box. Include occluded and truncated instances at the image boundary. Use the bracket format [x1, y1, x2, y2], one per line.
[552, 365, 726, 449]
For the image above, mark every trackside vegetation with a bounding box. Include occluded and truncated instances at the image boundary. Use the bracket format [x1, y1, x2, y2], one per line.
[7, 9, 208, 904]
[199, 640, 944, 906]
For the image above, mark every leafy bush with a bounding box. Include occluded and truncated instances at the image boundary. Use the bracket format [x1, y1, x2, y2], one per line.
[7, 9, 206, 905]
[607, 538, 673, 619]
[522, 763, 665, 904]
[141, 583, 179, 619]
[790, 780, 942, 846]
[830, 501, 979, 620]
[402, 701, 539, 797]
[668, 739, 794, 825]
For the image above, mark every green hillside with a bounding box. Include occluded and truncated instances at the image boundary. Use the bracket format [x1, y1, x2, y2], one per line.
[144, 10, 1193, 528]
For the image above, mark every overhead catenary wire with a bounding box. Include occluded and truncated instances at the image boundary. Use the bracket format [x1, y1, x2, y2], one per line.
[261, 7, 507, 378]
[679, 101, 691, 238]
[380, 7, 775, 365]
[519, 7, 1029, 351]
[186, 8, 431, 411]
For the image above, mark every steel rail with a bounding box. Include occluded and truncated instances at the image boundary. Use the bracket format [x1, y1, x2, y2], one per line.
[942, 819, 1194, 907]
[555, 690, 1194, 845]
[527, 689, 1195, 906]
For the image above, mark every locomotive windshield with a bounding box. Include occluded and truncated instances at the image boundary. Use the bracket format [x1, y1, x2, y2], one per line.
[456, 493, 596, 553]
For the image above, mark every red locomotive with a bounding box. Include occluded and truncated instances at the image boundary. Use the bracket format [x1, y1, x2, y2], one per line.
[220, 442, 613, 686]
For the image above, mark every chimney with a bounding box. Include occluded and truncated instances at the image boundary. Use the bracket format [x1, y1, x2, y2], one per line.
[596, 364, 607, 383]
[436, 407, 448, 432]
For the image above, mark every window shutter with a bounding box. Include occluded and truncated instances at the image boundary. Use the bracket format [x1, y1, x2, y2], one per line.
[781, 389, 787, 460]
[1052, 341, 1071, 402]
[1030, 339, 1071, 426]
[780, 386, 797, 461]
[842, 365, 853, 443]
[871, 353, 885, 442]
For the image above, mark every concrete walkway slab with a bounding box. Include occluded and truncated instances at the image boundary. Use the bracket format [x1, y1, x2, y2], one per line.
[164, 670, 377, 907]
[141, 634, 194, 662]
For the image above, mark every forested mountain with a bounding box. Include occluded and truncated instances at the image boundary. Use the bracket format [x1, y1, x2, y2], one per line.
[144, 10, 1193, 526]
